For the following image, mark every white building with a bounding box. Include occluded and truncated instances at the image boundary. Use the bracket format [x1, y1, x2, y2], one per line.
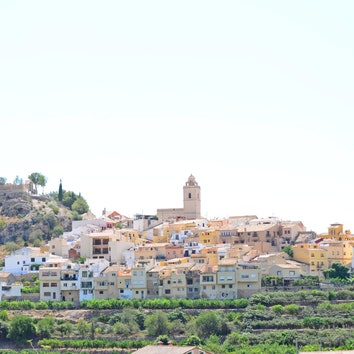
[3, 247, 51, 275]
[0, 282, 22, 301]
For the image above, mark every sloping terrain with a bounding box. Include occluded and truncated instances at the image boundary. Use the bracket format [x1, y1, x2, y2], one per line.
[0, 186, 72, 244]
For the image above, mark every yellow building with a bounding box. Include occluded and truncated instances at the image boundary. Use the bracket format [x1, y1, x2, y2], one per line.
[153, 219, 199, 243]
[320, 223, 353, 241]
[292, 243, 328, 276]
[197, 228, 219, 245]
[190, 253, 208, 265]
[318, 239, 353, 266]
[135, 243, 169, 261]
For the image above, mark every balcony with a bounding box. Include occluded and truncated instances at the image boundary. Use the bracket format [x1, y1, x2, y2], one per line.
[61, 275, 78, 281]
[60, 282, 79, 291]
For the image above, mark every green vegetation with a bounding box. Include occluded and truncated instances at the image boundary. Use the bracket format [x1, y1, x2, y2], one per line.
[8, 314, 36, 343]
[324, 262, 350, 280]
[0, 219, 6, 232]
[58, 179, 63, 202]
[51, 189, 89, 216]
[282, 245, 293, 257]
[28, 172, 47, 194]
[2, 289, 354, 352]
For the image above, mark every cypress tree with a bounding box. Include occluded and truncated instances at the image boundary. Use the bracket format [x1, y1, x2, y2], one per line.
[58, 179, 63, 202]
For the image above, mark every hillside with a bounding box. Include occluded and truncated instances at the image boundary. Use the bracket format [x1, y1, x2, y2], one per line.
[0, 183, 74, 245]
[2, 290, 354, 353]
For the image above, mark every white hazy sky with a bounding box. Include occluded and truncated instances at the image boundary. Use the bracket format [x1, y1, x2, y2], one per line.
[1, 1, 354, 234]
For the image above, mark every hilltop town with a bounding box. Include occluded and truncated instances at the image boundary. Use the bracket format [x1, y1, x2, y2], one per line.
[0, 174, 352, 304]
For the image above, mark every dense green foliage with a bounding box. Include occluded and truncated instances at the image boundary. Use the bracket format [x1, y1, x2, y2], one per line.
[3, 288, 354, 352]
[28, 172, 47, 193]
[51, 189, 89, 215]
[8, 315, 36, 343]
[324, 262, 350, 280]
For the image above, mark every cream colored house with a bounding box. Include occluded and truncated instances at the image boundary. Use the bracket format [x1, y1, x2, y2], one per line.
[318, 239, 353, 266]
[80, 229, 134, 264]
[49, 237, 71, 258]
[135, 243, 169, 262]
[215, 258, 237, 299]
[236, 263, 262, 298]
[93, 265, 121, 299]
[39, 265, 62, 302]
[200, 265, 218, 299]
[117, 268, 132, 299]
[131, 265, 148, 299]
[269, 264, 302, 285]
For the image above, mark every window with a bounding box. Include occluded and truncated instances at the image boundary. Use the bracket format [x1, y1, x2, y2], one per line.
[51, 283, 57, 287]
[277, 271, 281, 276]
[227, 276, 233, 281]
[99, 291, 103, 294]
[241, 274, 249, 278]
[42, 258, 46, 262]
[43, 283, 49, 287]
[289, 271, 295, 276]
[229, 284, 232, 288]
[44, 292, 50, 297]
[188, 193, 191, 199]
[202, 276, 214, 282]
[31, 258, 35, 262]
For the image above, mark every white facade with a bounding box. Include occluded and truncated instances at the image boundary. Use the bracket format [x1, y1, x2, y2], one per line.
[0, 282, 22, 301]
[3, 247, 50, 275]
[110, 239, 135, 264]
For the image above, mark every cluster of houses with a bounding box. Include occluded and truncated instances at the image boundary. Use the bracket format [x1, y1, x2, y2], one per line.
[1, 175, 354, 304]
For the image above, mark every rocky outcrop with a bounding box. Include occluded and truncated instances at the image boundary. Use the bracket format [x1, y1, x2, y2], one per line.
[0, 185, 72, 244]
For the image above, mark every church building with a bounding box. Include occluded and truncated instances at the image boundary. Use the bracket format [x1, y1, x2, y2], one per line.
[157, 175, 201, 221]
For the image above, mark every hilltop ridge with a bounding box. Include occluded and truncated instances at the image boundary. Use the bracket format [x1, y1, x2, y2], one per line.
[0, 183, 77, 245]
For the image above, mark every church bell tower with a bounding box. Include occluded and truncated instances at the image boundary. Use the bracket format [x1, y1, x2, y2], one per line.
[183, 174, 201, 219]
